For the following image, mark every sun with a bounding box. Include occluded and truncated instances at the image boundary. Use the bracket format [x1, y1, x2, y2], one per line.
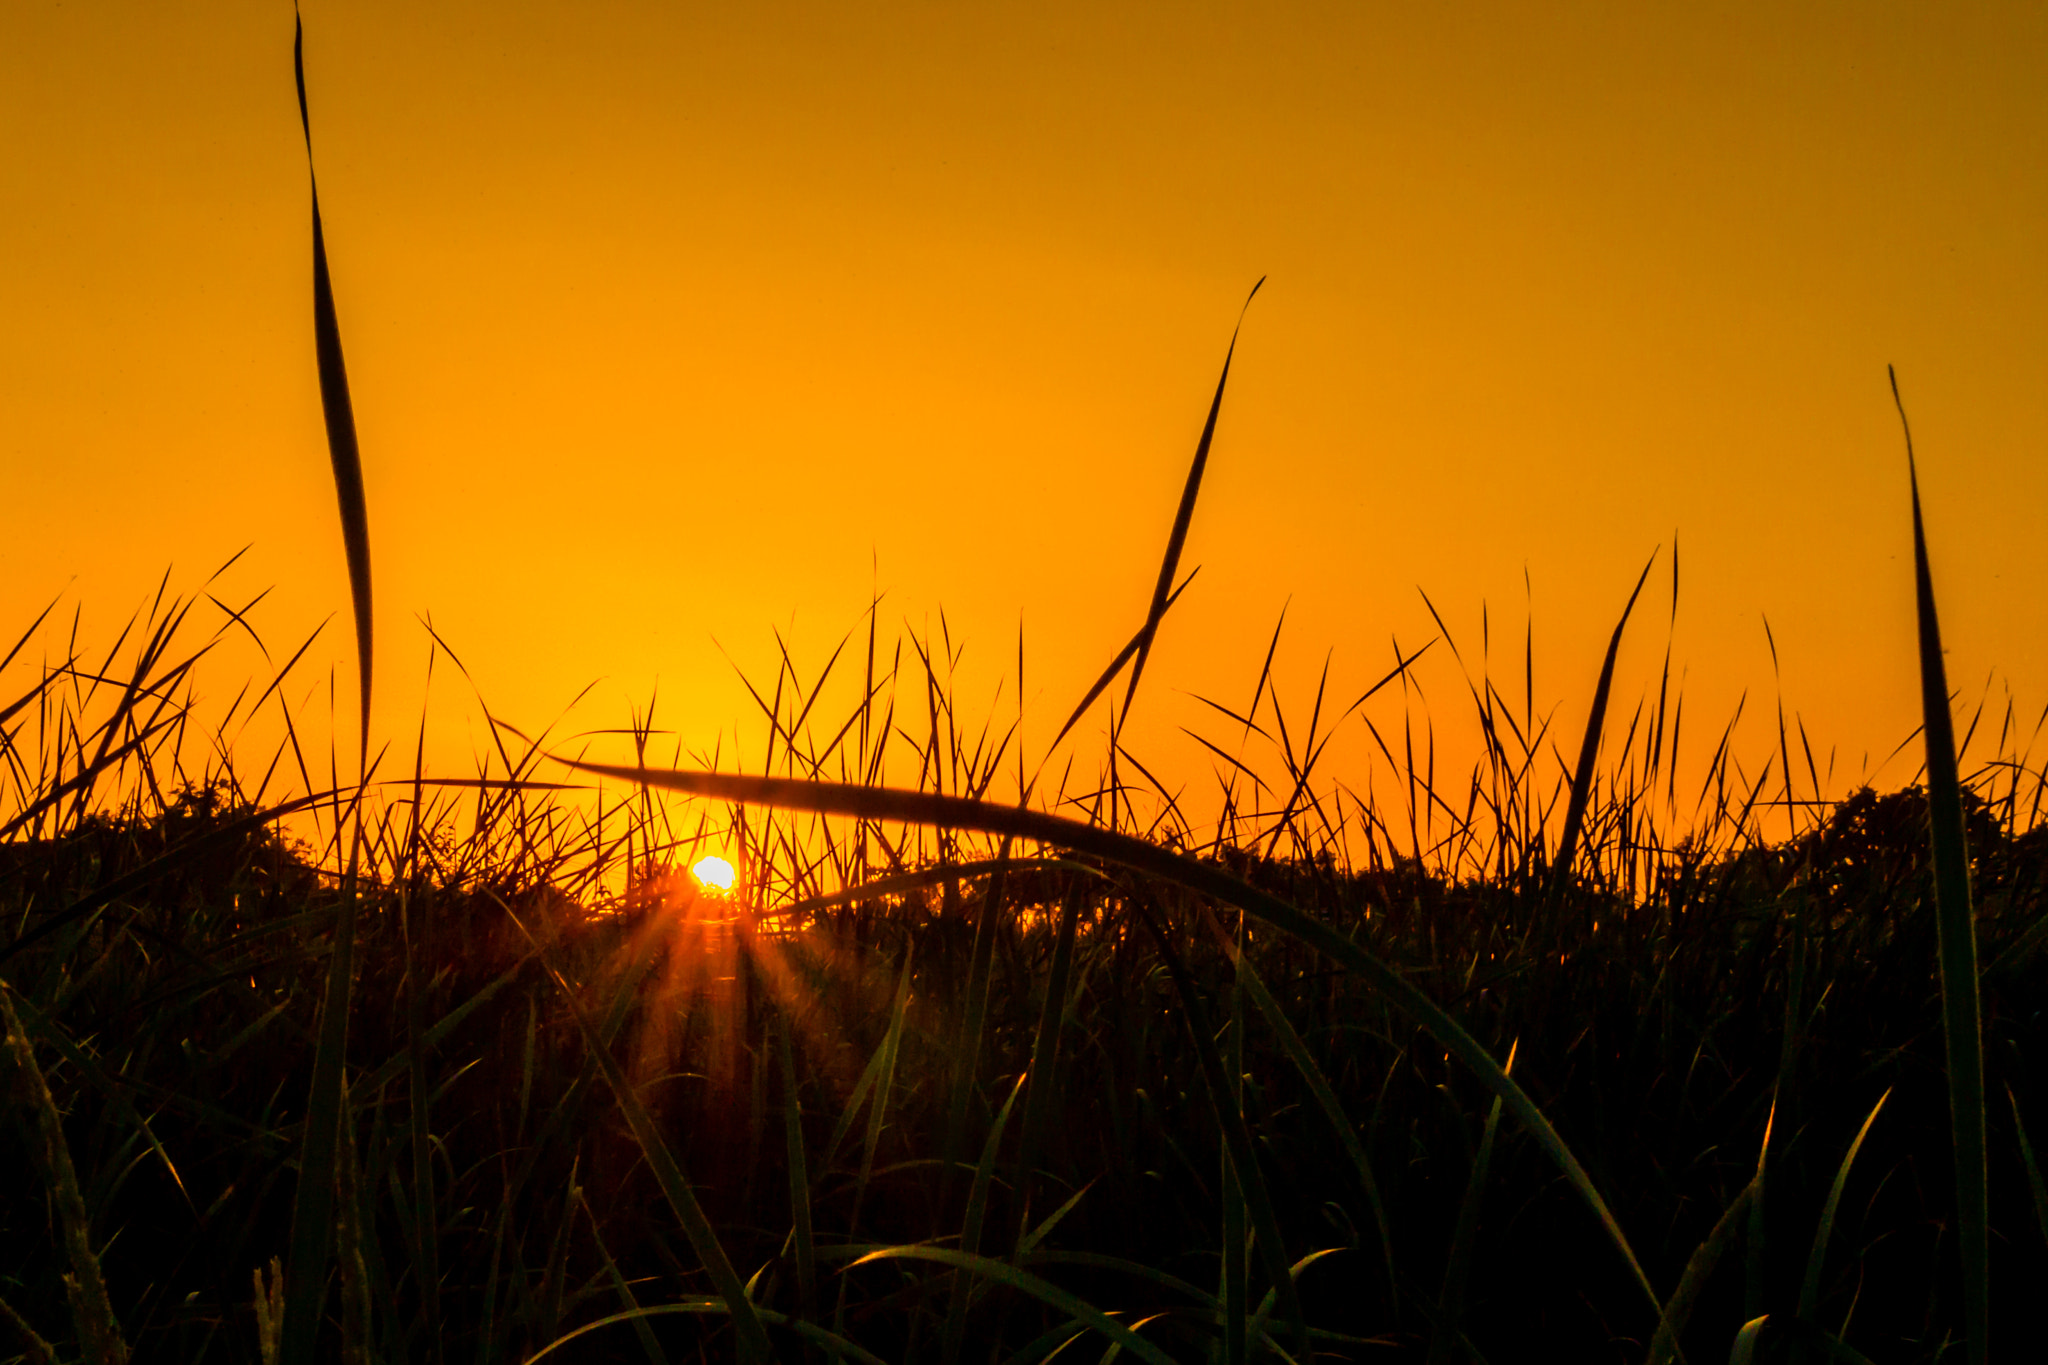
[691, 854, 737, 895]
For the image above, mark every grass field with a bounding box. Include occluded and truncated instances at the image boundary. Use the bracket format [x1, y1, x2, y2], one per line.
[2, 28, 2042, 1362]
[1, 550, 2043, 1363]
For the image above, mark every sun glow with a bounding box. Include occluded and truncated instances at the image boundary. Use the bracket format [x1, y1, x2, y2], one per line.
[691, 854, 737, 895]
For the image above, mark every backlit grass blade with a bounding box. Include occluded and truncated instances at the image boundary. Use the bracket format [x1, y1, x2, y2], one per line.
[849, 1247, 1176, 1365]
[1797, 1088, 1890, 1327]
[1647, 1178, 1755, 1365]
[1052, 279, 1262, 749]
[555, 755, 1666, 1319]
[944, 1071, 1029, 1365]
[1429, 1045, 1510, 1365]
[1548, 551, 1656, 904]
[525, 1301, 888, 1365]
[1893, 365, 1987, 1365]
[2007, 1085, 2048, 1253]
[294, 13, 372, 756]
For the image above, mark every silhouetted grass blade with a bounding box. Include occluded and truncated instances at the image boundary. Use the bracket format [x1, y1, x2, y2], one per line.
[294, 12, 373, 756]
[1548, 550, 1657, 905]
[1053, 278, 1261, 749]
[1893, 365, 1988, 1365]
[283, 19, 373, 1364]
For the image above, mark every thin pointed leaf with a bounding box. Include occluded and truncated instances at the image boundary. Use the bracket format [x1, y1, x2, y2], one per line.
[1894, 365, 1988, 1365]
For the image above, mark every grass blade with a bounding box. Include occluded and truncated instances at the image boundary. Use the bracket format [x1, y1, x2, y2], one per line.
[2006, 1085, 2048, 1253]
[1219, 925, 1397, 1314]
[1137, 904, 1305, 1357]
[1893, 365, 1988, 1365]
[1648, 1178, 1756, 1365]
[1429, 1044, 1511, 1365]
[1797, 1088, 1890, 1327]
[1548, 551, 1656, 904]
[1052, 280, 1261, 748]
[294, 12, 372, 756]
[849, 1247, 1176, 1365]
[944, 1071, 1029, 1365]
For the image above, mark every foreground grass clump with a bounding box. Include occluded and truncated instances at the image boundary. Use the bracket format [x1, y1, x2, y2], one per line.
[1, 589, 2045, 1364]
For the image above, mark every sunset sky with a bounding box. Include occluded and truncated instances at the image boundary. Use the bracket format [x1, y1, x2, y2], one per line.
[5, 2, 2044, 818]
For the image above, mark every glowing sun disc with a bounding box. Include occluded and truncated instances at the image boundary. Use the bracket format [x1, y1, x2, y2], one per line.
[691, 855, 737, 894]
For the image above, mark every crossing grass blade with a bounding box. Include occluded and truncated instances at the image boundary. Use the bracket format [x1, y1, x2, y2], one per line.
[554, 756, 1666, 1320]
[1052, 279, 1262, 749]
[1893, 365, 1988, 1365]
[1548, 551, 1657, 904]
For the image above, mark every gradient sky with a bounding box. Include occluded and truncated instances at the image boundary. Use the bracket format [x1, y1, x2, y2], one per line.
[5, 2, 2044, 820]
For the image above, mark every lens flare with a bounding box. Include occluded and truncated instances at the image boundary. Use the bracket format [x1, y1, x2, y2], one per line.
[691, 854, 737, 894]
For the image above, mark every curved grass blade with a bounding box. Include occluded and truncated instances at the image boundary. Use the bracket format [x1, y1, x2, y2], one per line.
[524, 1301, 889, 1365]
[579, 1188, 674, 1365]
[553, 755, 1666, 1319]
[1728, 1316, 1769, 1365]
[1013, 887, 1085, 1249]
[1216, 942, 1396, 1312]
[1136, 905, 1304, 1357]
[497, 903, 775, 1363]
[1429, 1045, 1511, 1365]
[1648, 1177, 1756, 1365]
[1246, 1249, 1343, 1358]
[293, 11, 372, 757]
[1547, 551, 1657, 904]
[944, 1072, 1030, 1365]
[2006, 1085, 2048, 1253]
[1797, 1089, 1890, 1330]
[849, 1247, 1176, 1365]
[1893, 365, 1987, 1365]
[1053, 278, 1262, 749]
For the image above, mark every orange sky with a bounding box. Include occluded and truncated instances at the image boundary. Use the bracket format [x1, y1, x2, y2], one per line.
[4, 2, 2045, 830]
